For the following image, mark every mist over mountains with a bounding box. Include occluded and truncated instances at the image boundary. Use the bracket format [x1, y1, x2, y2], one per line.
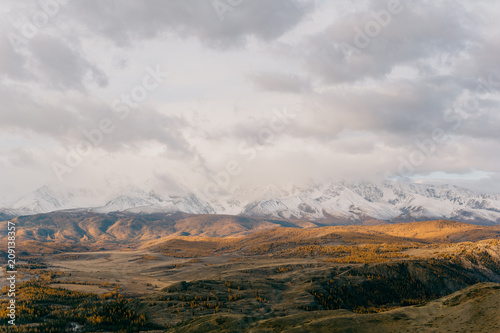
[2, 181, 500, 225]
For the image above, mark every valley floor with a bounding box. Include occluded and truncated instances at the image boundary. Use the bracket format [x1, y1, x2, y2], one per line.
[1, 220, 500, 332]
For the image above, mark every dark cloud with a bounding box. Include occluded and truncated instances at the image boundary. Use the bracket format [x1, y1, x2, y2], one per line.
[97, 106, 192, 155]
[301, 0, 474, 84]
[0, 0, 499, 198]
[0, 11, 107, 91]
[28, 36, 108, 90]
[0, 85, 191, 156]
[0, 85, 80, 137]
[286, 78, 463, 145]
[67, 0, 314, 48]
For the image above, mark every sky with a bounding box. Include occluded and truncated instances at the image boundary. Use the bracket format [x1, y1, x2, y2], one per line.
[0, 0, 499, 202]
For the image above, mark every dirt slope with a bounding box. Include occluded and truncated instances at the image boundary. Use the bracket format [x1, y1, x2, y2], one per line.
[166, 282, 500, 332]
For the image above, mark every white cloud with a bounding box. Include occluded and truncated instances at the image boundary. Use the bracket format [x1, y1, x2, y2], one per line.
[0, 0, 499, 199]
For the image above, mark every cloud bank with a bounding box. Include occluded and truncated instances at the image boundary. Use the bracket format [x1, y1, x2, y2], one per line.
[0, 0, 499, 201]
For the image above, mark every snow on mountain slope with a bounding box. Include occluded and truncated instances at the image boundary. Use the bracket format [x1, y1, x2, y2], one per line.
[93, 190, 164, 213]
[3, 181, 500, 224]
[240, 181, 500, 224]
[93, 190, 215, 215]
[10, 185, 71, 214]
[8, 185, 101, 216]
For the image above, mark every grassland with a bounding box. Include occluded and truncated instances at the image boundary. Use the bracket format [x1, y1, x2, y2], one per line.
[1, 220, 499, 332]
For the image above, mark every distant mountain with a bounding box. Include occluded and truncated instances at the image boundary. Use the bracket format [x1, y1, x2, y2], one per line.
[9, 185, 73, 214]
[1, 181, 500, 225]
[5, 185, 101, 215]
[0, 186, 214, 217]
[2, 212, 315, 243]
[2, 211, 499, 247]
[241, 181, 500, 225]
[93, 191, 214, 215]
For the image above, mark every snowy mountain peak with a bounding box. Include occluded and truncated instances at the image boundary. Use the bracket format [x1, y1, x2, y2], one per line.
[239, 181, 500, 225]
[7, 185, 103, 216]
[2, 181, 500, 225]
[10, 185, 74, 215]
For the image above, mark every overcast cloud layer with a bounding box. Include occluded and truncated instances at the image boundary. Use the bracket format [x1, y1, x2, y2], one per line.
[0, 0, 499, 202]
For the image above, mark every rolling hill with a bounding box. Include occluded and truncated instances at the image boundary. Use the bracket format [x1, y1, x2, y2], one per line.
[3, 211, 500, 251]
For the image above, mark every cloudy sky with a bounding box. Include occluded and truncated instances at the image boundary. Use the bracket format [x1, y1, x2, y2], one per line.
[1, 0, 499, 202]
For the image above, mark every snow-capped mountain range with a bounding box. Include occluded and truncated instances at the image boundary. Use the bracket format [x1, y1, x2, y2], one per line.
[1, 181, 500, 225]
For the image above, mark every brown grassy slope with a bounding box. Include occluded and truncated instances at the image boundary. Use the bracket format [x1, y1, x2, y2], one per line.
[232, 220, 500, 245]
[368, 220, 500, 242]
[165, 282, 500, 333]
[4, 213, 500, 255]
[0, 212, 314, 244]
[151, 220, 500, 257]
